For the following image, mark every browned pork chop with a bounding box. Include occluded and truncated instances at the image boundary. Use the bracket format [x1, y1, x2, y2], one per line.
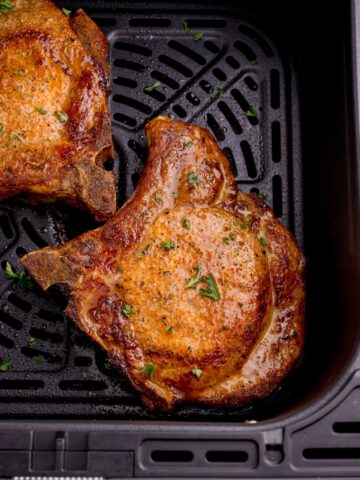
[0, 0, 116, 219]
[21, 116, 305, 410]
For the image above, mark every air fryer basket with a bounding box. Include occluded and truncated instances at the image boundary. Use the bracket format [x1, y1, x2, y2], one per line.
[1, 0, 360, 477]
[0, 0, 303, 420]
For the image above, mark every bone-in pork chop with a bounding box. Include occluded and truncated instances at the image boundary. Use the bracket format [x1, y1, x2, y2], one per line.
[21, 117, 305, 410]
[0, 0, 116, 219]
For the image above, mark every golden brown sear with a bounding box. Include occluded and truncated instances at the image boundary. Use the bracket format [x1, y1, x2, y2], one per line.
[0, 0, 115, 219]
[21, 117, 305, 411]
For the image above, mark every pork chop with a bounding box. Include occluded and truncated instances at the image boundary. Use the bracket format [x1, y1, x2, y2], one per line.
[0, 0, 116, 220]
[21, 116, 305, 411]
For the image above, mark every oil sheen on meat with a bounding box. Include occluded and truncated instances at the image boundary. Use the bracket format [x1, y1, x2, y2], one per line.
[21, 117, 305, 410]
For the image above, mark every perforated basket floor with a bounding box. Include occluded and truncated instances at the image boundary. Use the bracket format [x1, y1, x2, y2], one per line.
[0, 2, 302, 418]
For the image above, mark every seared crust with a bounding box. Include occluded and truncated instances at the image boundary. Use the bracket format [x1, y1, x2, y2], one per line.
[0, 0, 115, 219]
[21, 116, 305, 411]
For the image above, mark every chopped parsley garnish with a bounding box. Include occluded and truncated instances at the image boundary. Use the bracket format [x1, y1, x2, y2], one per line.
[183, 141, 193, 148]
[192, 368, 203, 378]
[0, 124, 4, 134]
[182, 218, 190, 230]
[259, 192, 268, 200]
[166, 325, 174, 334]
[259, 237, 267, 246]
[233, 218, 254, 229]
[245, 106, 257, 117]
[35, 107, 47, 115]
[199, 273, 220, 301]
[0, 0, 14, 15]
[5, 262, 34, 290]
[223, 232, 235, 244]
[16, 69, 26, 76]
[5, 262, 17, 280]
[62, 7, 72, 16]
[6, 133, 23, 148]
[212, 88, 224, 99]
[33, 355, 43, 365]
[184, 265, 202, 289]
[155, 194, 163, 205]
[28, 336, 37, 346]
[183, 21, 190, 33]
[0, 358, 12, 372]
[144, 81, 161, 92]
[188, 172, 199, 186]
[122, 304, 132, 317]
[140, 243, 150, 255]
[140, 362, 155, 378]
[54, 111, 68, 123]
[250, 58, 258, 65]
[193, 32, 204, 42]
[161, 241, 175, 250]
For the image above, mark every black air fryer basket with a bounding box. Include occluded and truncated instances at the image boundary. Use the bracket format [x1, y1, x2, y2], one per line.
[1, 0, 360, 477]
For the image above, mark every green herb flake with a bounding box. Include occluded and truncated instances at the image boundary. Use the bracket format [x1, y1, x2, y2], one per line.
[199, 273, 221, 301]
[193, 31, 204, 42]
[192, 368, 203, 378]
[166, 325, 174, 334]
[259, 237, 267, 246]
[6, 133, 24, 148]
[26, 216, 32, 222]
[160, 241, 175, 250]
[140, 362, 155, 378]
[182, 218, 190, 230]
[15, 69, 26, 76]
[183, 140, 193, 148]
[184, 265, 202, 289]
[259, 192, 268, 200]
[62, 7, 72, 16]
[247, 219, 255, 228]
[233, 218, 254, 229]
[0, 358, 12, 372]
[155, 194, 163, 205]
[144, 81, 161, 92]
[18, 271, 35, 290]
[171, 191, 178, 199]
[28, 336, 37, 346]
[0, 124, 4, 134]
[5, 261, 18, 280]
[122, 303, 132, 317]
[250, 58, 258, 65]
[223, 232, 236, 245]
[140, 243, 150, 256]
[35, 107, 47, 115]
[5, 261, 34, 290]
[245, 106, 257, 118]
[188, 172, 199, 186]
[183, 20, 190, 32]
[0, 0, 14, 15]
[33, 355, 43, 365]
[54, 111, 68, 123]
[212, 88, 224, 99]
